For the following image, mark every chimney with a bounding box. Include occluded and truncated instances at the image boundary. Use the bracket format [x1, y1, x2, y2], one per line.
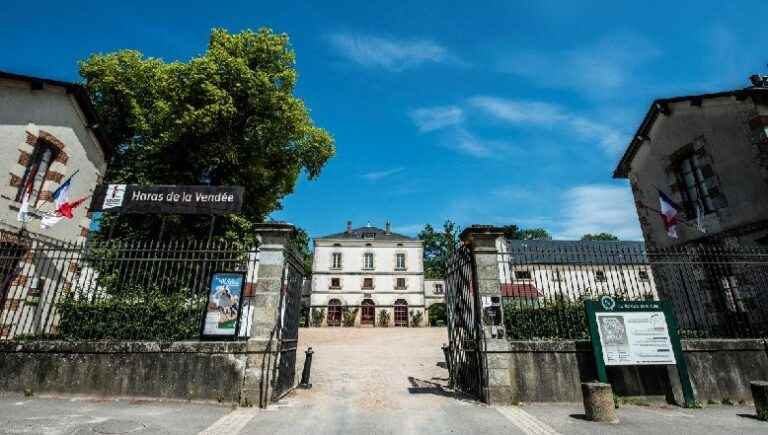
[385, 220, 391, 234]
[346, 220, 352, 233]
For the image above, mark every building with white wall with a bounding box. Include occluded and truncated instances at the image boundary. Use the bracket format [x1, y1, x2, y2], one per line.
[310, 221, 426, 327]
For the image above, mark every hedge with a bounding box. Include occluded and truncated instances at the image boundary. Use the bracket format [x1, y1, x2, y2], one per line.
[503, 301, 588, 340]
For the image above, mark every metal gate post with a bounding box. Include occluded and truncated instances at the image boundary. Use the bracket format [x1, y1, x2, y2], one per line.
[460, 225, 513, 404]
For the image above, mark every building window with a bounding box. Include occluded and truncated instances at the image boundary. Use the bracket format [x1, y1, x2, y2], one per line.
[394, 299, 408, 327]
[395, 278, 406, 289]
[331, 252, 342, 269]
[330, 277, 341, 289]
[595, 270, 607, 282]
[515, 270, 532, 280]
[363, 252, 374, 270]
[362, 277, 374, 289]
[395, 253, 406, 270]
[434, 283, 444, 294]
[17, 143, 58, 205]
[363, 232, 376, 240]
[638, 271, 650, 282]
[673, 149, 717, 218]
[327, 299, 342, 327]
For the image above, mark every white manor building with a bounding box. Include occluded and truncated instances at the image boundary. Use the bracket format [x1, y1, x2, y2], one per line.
[310, 221, 428, 327]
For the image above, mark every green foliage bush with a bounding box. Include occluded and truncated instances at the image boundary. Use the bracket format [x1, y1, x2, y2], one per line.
[342, 307, 358, 327]
[409, 309, 424, 327]
[378, 309, 391, 327]
[58, 288, 204, 341]
[310, 308, 325, 327]
[503, 300, 588, 340]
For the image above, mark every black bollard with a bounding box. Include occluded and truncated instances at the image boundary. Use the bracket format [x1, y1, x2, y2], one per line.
[299, 347, 314, 389]
[442, 343, 453, 388]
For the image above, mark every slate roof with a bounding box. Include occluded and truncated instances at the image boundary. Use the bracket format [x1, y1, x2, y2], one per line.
[316, 226, 418, 241]
[505, 240, 648, 265]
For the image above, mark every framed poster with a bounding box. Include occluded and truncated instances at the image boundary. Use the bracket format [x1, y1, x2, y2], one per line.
[201, 272, 245, 339]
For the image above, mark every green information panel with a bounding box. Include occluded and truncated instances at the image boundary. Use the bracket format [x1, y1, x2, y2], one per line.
[585, 296, 696, 407]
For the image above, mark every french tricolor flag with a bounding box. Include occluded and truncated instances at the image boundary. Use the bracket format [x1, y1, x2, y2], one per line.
[658, 189, 681, 239]
[40, 173, 87, 229]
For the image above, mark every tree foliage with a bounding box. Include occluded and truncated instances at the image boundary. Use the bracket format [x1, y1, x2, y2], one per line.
[80, 28, 335, 241]
[513, 228, 552, 240]
[581, 233, 619, 241]
[418, 221, 461, 279]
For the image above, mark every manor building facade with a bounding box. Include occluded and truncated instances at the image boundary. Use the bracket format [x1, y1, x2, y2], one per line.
[310, 221, 427, 327]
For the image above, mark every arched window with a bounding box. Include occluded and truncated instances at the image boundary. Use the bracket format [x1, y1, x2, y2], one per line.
[394, 299, 408, 327]
[361, 299, 375, 326]
[327, 299, 342, 327]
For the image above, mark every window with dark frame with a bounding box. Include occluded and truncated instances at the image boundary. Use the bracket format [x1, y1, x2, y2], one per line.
[595, 270, 607, 282]
[673, 148, 718, 219]
[434, 283, 444, 294]
[330, 277, 341, 288]
[362, 277, 374, 289]
[514, 270, 532, 280]
[395, 277, 406, 289]
[16, 142, 58, 205]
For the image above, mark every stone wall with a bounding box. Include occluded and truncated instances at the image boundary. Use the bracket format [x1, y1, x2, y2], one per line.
[0, 341, 251, 403]
[487, 338, 768, 405]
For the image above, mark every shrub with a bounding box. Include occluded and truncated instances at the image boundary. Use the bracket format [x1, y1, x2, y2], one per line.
[58, 288, 204, 341]
[503, 300, 588, 340]
[342, 307, 358, 327]
[378, 309, 391, 327]
[311, 308, 325, 327]
[409, 309, 423, 327]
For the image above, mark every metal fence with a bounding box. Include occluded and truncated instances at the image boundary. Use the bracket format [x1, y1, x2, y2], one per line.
[0, 231, 259, 341]
[500, 240, 768, 340]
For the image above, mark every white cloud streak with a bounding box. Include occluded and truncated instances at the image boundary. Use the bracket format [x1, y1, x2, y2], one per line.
[361, 167, 405, 181]
[328, 33, 457, 71]
[500, 34, 660, 96]
[468, 96, 626, 154]
[409, 106, 465, 132]
[555, 184, 642, 240]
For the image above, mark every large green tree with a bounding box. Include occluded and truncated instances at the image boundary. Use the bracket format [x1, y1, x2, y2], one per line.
[418, 221, 461, 279]
[81, 28, 334, 242]
[581, 233, 619, 241]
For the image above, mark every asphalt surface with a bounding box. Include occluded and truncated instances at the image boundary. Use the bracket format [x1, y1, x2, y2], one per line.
[1, 328, 766, 434]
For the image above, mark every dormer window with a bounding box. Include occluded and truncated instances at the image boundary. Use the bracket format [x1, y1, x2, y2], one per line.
[363, 232, 376, 240]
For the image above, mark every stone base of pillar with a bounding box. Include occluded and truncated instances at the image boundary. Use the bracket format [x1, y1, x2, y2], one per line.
[240, 338, 279, 408]
[581, 382, 619, 423]
[751, 381, 768, 421]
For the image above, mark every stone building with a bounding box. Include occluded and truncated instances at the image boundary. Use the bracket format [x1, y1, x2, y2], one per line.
[499, 240, 657, 303]
[613, 75, 768, 332]
[0, 70, 111, 338]
[613, 75, 768, 249]
[310, 221, 426, 327]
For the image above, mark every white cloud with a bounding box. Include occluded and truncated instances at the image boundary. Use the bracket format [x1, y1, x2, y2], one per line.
[500, 34, 660, 96]
[327, 33, 457, 71]
[409, 106, 464, 132]
[445, 128, 497, 158]
[361, 167, 405, 181]
[469, 96, 626, 154]
[555, 184, 642, 240]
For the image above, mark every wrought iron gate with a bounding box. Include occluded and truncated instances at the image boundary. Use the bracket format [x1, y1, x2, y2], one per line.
[271, 249, 304, 401]
[444, 244, 486, 401]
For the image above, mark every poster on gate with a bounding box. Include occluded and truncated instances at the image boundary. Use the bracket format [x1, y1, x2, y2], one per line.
[201, 272, 245, 339]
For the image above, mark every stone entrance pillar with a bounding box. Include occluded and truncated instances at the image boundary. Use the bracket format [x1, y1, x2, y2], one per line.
[459, 225, 514, 404]
[240, 223, 298, 407]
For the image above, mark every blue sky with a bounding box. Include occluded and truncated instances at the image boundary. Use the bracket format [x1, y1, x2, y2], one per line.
[2, 1, 765, 240]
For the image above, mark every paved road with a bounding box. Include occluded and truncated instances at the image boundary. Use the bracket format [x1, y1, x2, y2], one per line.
[1, 328, 766, 434]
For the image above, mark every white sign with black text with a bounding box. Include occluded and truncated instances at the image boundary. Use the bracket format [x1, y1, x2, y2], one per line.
[595, 311, 676, 366]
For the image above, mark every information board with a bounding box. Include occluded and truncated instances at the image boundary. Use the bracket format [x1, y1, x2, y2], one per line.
[585, 296, 696, 407]
[595, 311, 675, 366]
